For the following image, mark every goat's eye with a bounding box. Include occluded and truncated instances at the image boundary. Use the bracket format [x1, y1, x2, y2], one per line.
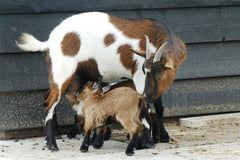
[142, 64, 145, 74]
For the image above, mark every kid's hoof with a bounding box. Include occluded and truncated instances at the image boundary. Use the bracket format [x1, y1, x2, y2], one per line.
[144, 143, 154, 149]
[80, 145, 89, 153]
[125, 148, 134, 156]
[126, 151, 134, 156]
[93, 142, 103, 149]
[46, 141, 59, 151]
[67, 131, 78, 139]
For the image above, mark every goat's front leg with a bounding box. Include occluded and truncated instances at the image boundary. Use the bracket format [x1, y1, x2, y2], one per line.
[91, 128, 104, 149]
[80, 130, 91, 152]
[152, 96, 170, 143]
[126, 130, 139, 156]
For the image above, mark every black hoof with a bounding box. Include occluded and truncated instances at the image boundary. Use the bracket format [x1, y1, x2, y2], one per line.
[93, 142, 103, 149]
[144, 142, 154, 149]
[80, 145, 89, 153]
[160, 134, 170, 143]
[46, 141, 59, 151]
[125, 150, 134, 156]
[67, 131, 78, 139]
[67, 124, 80, 139]
[153, 136, 160, 143]
[126, 147, 134, 156]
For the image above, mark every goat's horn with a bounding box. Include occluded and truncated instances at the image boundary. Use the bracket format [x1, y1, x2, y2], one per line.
[153, 42, 168, 63]
[144, 35, 151, 60]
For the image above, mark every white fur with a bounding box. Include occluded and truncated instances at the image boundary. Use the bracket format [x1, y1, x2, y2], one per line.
[16, 33, 48, 52]
[72, 100, 85, 116]
[45, 94, 61, 123]
[142, 118, 150, 129]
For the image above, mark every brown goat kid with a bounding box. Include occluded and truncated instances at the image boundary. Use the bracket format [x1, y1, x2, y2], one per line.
[66, 79, 136, 149]
[78, 81, 153, 156]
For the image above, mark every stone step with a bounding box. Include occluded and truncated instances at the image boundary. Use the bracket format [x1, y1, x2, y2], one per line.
[180, 112, 240, 128]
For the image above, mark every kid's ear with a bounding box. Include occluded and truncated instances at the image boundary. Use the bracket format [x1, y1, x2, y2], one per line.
[93, 82, 99, 92]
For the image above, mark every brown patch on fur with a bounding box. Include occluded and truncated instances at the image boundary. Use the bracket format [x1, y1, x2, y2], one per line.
[117, 44, 137, 74]
[66, 59, 101, 95]
[109, 15, 170, 50]
[109, 14, 187, 70]
[61, 32, 80, 56]
[45, 83, 59, 110]
[104, 33, 115, 47]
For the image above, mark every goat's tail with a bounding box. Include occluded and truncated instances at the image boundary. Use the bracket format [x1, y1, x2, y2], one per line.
[16, 33, 49, 52]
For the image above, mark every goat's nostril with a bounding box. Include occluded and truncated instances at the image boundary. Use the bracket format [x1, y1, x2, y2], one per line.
[143, 93, 149, 101]
[143, 93, 147, 99]
[143, 93, 152, 103]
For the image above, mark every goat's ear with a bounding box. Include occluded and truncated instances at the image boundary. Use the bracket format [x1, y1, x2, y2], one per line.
[102, 85, 111, 93]
[131, 49, 146, 58]
[93, 82, 99, 92]
[165, 58, 174, 70]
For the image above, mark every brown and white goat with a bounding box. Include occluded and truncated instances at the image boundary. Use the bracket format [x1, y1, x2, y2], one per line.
[77, 81, 153, 156]
[16, 12, 186, 150]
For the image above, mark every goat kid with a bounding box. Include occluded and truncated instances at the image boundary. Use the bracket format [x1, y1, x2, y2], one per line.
[67, 79, 153, 149]
[16, 12, 186, 150]
[77, 81, 153, 156]
[66, 79, 134, 147]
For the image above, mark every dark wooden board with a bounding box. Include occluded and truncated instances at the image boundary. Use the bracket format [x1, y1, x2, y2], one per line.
[175, 41, 240, 79]
[0, 52, 49, 92]
[0, 90, 74, 131]
[1, 6, 240, 53]
[163, 76, 240, 116]
[0, 0, 240, 14]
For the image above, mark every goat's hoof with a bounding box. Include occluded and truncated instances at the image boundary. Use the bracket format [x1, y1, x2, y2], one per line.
[125, 151, 134, 156]
[46, 141, 59, 151]
[67, 132, 77, 139]
[160, 134, 170, 143]
[93, 142, 103, 149]
[125, 148, 134, 156]
[80, 145, 89, 153]
[144, 143, 155, 149]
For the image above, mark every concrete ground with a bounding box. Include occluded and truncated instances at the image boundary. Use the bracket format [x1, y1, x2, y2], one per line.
[0, 115, 240, 160]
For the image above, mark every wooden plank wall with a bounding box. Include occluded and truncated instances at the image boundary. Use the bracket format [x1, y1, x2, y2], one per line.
[0, 0, 239, 131]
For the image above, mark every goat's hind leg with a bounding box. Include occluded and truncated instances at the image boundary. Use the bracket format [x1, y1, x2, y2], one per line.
[43, 85, 61, 151]
[44, 92, 61, 139]
[44, 105, 60, 151]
